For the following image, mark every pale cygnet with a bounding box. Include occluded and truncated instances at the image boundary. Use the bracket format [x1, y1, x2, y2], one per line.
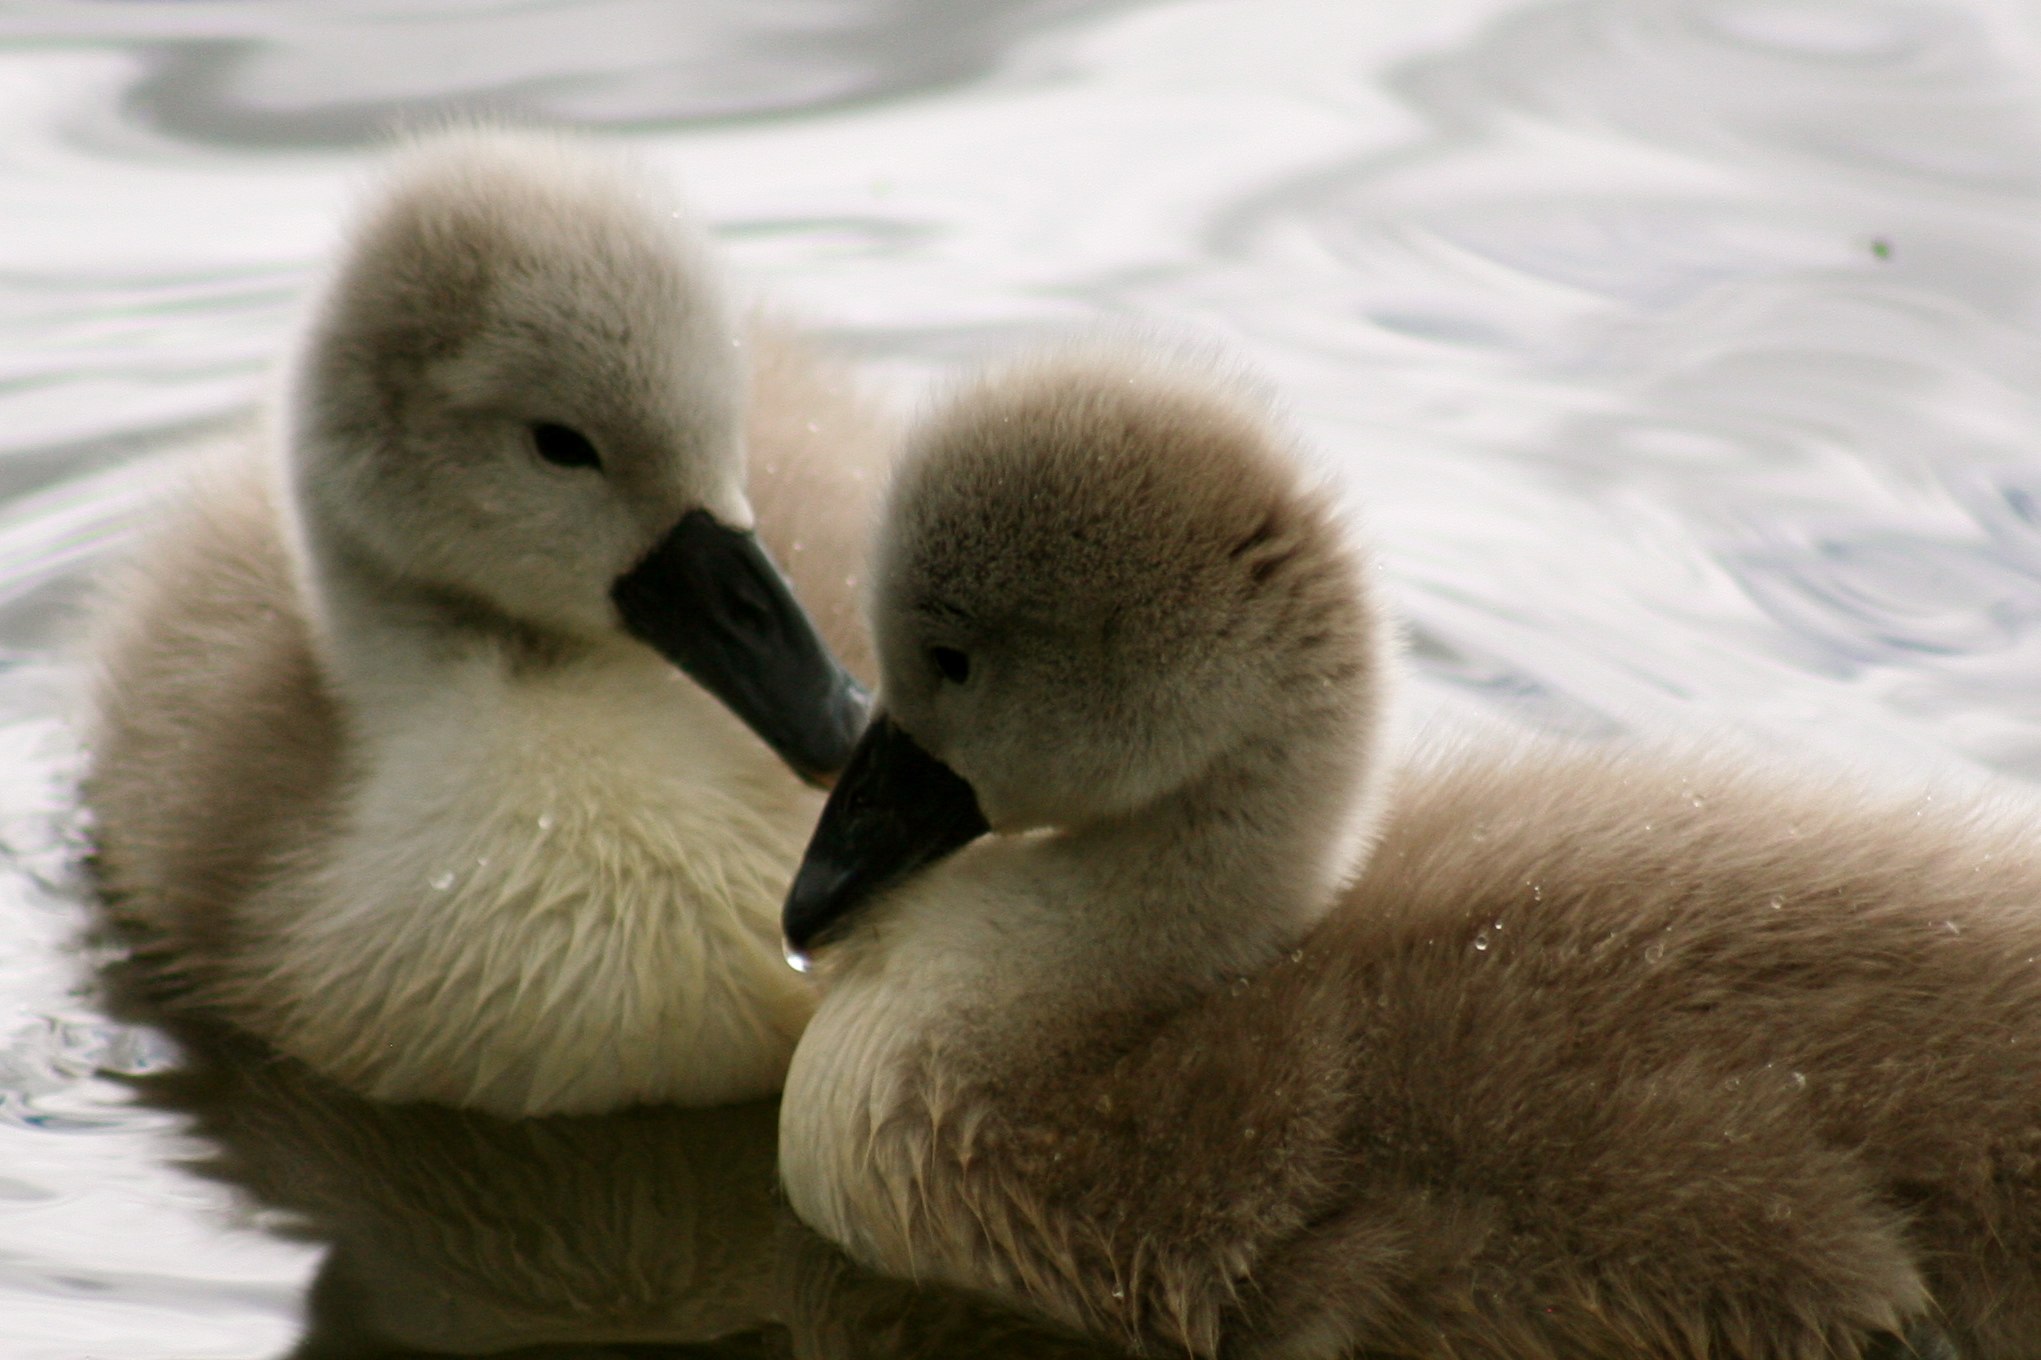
[85, 127, 891, 1117]
[777, 347, 2031, 1358]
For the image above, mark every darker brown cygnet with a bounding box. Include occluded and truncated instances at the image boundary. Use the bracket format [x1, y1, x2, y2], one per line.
[779, 344, 2035, 1359]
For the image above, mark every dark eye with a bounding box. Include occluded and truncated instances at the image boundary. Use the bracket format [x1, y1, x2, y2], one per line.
[530, 422, 602, 471]
[930, 646, 971, 684]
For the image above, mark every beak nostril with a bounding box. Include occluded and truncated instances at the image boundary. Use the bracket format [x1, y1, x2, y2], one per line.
[727, 579, 774, 634]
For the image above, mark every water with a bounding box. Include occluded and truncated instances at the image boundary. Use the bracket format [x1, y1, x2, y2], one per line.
[4, 0, 2041, 1352]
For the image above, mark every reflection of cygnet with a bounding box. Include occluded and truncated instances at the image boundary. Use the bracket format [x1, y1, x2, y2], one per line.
[86, 127, 889, 1117]
[780, 346, 2025, 1359]
[142, 1025, 783, 1354]
[114, 994, 1120, 1359]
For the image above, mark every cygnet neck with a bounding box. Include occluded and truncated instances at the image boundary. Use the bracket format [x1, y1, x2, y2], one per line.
[1085, 714, 1371, 980]
[958, 673, 1385, 1019]
[292, 504, 572, 712]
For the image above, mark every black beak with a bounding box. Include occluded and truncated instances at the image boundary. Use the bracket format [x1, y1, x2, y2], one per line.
[782, 713, 989, 955]
[612, 510, 868, 787]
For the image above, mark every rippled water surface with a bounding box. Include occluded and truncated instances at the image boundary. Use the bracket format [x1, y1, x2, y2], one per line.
[7, 0, 2041, 1353]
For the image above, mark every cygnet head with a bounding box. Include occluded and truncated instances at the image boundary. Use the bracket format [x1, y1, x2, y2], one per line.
[290, 127, 862, 782]
[784, 347, 1389, 953]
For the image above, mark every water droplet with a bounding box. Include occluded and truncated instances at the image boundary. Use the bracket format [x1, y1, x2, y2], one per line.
[1688, 793, 1705, 808]
[537, 813, 556, 833]
[429, 870, 455, 891]
[1242, 1126, 1256, 1138]
[1723, 1075, 1741, 1091]
[1473, 931, 1491, 952]
[1645, 943, 1665, 963]
[1942, 919, 1962, 936]
[1111, 1287, 1125, 1300]
[1641, 822, 1654, 832]
[1289, 949, 1304, 963]
[1530, 884, 1543, 901]
[783, 942, 813, 974]
[1790, 1071, 1808, 1089]
[1768, 895, 1784, 910]
[475, 855, 490, 868]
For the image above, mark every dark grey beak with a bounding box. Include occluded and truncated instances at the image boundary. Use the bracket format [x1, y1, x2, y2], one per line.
[612, 510, 868, 787]
[782, 713, 989, 955]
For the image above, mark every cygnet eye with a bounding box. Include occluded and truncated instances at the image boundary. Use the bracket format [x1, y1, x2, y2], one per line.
[930, 646, 971, 685]
[530, 422, 603, 471]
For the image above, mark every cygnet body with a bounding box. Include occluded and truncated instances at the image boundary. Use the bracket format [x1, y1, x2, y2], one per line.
[86, 128, 886, 1117]
[778, 349, 2040, 1359]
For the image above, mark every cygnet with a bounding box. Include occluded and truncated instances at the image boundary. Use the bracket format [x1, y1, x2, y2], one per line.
[86, 127, 887, 1117]
[778, 347, 2027, 1359]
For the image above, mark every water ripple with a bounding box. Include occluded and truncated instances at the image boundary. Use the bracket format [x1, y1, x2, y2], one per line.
[1, 0, 1148, 147]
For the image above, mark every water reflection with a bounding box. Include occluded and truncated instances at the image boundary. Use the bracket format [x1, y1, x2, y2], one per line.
[109, 976, 1118, 1358]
